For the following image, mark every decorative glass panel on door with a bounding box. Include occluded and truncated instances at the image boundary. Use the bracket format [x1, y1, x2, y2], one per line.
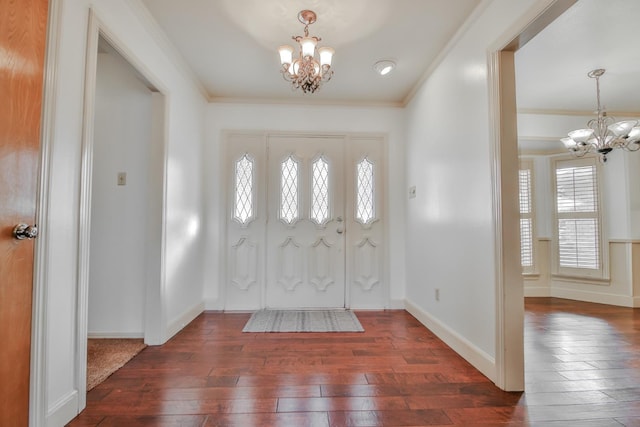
[311, 156, 330, 226]
[234, 154, 254, 226]
[280, 155, 299, 224]
[356, 157, 375, 225]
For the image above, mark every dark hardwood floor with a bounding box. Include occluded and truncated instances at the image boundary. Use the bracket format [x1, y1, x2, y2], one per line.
[523, 298, 640, 426]
[67, 298, 640, 426]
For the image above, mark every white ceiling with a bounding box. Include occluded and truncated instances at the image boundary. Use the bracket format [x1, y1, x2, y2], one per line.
[140, 0, 640, 113]
[515, 0, 640, 114]
[140, 0, 480, 105]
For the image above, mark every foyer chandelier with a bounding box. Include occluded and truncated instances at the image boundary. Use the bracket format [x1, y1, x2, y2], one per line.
[278, 10, 335, 94]
[561, 69, 640, 162]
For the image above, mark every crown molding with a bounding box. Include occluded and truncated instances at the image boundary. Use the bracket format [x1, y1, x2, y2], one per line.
[518, 108, 640, 117]
[209, 95, 404, 109]
[402, 0, 492, 107]
[128, 0, 210, 101]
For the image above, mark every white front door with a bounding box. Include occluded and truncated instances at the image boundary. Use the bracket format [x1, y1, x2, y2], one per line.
[224, 132, 266, 310]
[266, 135, 346, 308]
[223, 132, 387, 310]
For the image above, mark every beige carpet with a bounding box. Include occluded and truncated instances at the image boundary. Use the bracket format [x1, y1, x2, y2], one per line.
[87, 338, 146, 391]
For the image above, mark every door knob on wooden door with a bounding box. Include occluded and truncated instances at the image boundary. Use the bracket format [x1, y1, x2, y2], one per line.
[13, 223, 38, 240]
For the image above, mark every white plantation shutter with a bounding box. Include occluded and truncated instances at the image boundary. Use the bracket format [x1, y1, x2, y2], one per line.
[519, 168, 534, 270]
[554, 161, 600, 272]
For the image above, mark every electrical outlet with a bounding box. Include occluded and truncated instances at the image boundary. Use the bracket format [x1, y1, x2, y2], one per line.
[117, 172, 127, 186]
[409, 185, 416, 199]
[435, 288, 440, 301]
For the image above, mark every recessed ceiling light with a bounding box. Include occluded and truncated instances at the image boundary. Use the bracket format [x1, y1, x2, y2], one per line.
[373, 60, 396, 76]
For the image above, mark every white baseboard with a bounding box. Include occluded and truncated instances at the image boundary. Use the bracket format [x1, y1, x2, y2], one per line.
[550, 288, 635, 307]
[388, 298, 406, 309]
[405, 299, 496, 383]
[524, 286, 551, 297]
[166, 301, 204, 340]
[46, 390, 78, 427]
[87, 332, 144, 339]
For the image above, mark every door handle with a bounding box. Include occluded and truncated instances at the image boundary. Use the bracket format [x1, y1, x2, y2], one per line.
[336, 227, 344, 234]
[13, 224, 38, 240]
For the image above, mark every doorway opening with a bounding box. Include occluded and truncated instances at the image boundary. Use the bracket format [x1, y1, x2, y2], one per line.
[490, 0, 578, 390]
[76, 17, 169, 410]
[85, 35, 163, 390]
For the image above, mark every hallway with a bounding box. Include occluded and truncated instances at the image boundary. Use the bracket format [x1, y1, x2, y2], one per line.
[67, 299, 640, 426]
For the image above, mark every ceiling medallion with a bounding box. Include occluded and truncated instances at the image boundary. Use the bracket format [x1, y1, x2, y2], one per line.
[277, 10, 335, 94]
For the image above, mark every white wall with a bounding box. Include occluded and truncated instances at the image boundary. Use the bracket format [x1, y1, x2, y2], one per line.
[403, 0, 554, 381]
[43, 0, 206, 424]
[88, 52, 151, 337]
[203, 103, 407, 309]
[628, 151, 640, 239]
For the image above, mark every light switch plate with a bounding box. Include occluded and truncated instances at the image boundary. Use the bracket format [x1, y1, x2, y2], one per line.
[409, 185, 416, 199]
[117, 172, 127, 186]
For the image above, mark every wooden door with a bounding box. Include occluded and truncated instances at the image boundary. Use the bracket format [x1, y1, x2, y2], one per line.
[0, 0, 49, 425]
[266, 135, 346, 309]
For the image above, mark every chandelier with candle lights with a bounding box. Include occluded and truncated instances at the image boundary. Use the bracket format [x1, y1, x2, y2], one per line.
[561, 69, 640, 163]
[278, 10, 335, 94]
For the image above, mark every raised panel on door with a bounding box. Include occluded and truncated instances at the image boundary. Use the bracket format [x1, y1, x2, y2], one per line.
[347, 136, 387, 309]
[224, 132, 266, 310]
[266, 135, 346, 308]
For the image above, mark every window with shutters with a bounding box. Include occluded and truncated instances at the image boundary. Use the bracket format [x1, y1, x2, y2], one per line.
[519, 160, 535, 274]
[553, 157, 603, 277]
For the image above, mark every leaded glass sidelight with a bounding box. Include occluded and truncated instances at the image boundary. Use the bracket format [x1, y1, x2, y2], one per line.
[280, 155, 299, 224]
[356, 157, 375, 225]
[311, 156, 330, 225]
[234, 154, 254, 225]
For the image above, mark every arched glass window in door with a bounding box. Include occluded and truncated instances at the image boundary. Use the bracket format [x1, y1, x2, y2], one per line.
[311, 156, 330, 226]
[280, 155, 299, 224]
[233, 154, 254, 226]
[356, 157, 375, 225]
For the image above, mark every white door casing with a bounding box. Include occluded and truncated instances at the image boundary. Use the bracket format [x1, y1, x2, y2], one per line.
[224, 132, 387, 310]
